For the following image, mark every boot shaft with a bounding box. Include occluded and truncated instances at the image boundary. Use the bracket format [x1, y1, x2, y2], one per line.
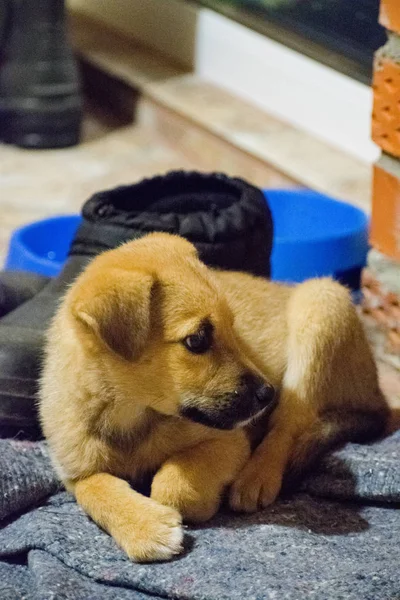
[0, 0, 82, 148]
[0, 0, 80, 98]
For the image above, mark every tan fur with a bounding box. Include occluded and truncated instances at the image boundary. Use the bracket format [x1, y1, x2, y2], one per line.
[39, 233, 388, 562]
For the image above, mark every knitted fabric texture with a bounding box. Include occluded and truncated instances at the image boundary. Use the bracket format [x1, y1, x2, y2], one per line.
[0, 433, 399, 600]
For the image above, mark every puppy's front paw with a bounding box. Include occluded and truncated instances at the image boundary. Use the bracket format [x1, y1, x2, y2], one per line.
[113, 500, 183, 562]
[151, 465, 220, 523]
[229, 460, 282, 513]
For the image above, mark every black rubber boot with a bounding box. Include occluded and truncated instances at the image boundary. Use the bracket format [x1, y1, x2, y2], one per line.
[0, 271, 49, 318]
[0, 0, 82, 148]
[0, 171, 273, 433]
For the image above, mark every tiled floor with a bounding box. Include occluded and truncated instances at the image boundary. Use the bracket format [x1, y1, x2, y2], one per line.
[0, 112, 399, 416]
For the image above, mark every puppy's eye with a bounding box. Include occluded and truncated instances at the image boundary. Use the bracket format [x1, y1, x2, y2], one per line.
[183, 328, 212, 354]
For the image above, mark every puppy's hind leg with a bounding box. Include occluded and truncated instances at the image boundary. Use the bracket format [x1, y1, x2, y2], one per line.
[230, 278, 389, 513]
[283, 404, 388, 491]
[284, 278, 389, 483]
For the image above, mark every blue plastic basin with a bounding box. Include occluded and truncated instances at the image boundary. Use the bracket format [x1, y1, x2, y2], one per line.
[4, 215, 81, 277]
[4, 190, 369, 287]
[264, 189, 369, 286]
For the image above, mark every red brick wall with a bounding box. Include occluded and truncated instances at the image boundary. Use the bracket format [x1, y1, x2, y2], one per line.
[361, 1, 400, 363]
[371, 32, 400, 260]
[380, 0, 400, 34]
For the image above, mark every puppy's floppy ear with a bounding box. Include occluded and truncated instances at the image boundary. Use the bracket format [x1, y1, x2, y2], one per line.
[72, 269, 154, 361]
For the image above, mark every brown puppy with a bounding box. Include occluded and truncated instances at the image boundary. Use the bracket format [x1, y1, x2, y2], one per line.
[39, 233, 388, 562]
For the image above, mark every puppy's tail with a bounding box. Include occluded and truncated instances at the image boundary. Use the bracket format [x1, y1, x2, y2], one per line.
[283, 399, 389, 490]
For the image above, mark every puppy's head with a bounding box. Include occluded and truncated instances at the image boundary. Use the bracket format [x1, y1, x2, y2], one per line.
[69, 233, 275, 430]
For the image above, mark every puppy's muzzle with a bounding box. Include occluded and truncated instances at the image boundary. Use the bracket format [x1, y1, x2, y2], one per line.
[180, 374, 277, 430]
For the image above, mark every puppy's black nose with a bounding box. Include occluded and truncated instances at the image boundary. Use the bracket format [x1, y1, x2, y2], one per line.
[240, 373, 275, 408]
[254, 382, 276, 408]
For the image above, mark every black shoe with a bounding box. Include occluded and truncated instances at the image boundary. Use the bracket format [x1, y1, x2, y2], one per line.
[0, 171, 273, 432]
[0, 0, 82, 148]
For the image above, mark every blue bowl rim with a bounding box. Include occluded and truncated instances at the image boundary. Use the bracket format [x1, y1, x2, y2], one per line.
[7, 190, 369, 275]
[8, 214, 81, 271]
[263, 188, 369, 245]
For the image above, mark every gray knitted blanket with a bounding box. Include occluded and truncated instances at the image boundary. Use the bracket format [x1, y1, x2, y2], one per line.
[0, 433, 399, 600]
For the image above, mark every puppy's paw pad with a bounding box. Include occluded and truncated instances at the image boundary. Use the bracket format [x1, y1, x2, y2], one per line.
[120, 506, 184, 562]
[229, 470, 282, 513]
[136, 522, 184, 563]
[229, 483, 259, 514]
